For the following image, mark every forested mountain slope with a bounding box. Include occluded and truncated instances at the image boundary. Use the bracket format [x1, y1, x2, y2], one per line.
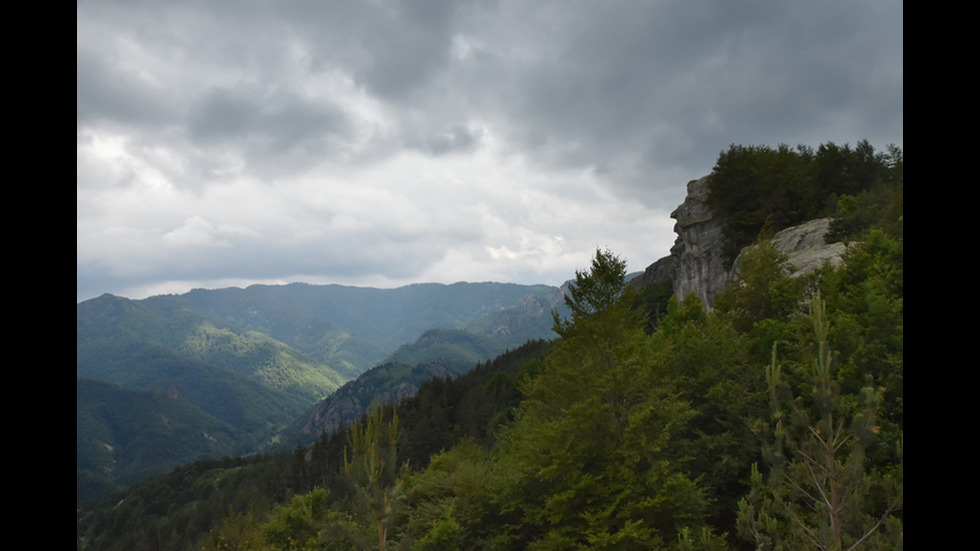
[77, 378, 253, 499]
[77, 281, 562, 497]
[176, 281, 558, 374]
[77, 140, 902, 551]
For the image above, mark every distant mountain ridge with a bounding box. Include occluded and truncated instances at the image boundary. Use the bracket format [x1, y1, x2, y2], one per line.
[282, 286, 568, 444]
[76, 280, 563, 495]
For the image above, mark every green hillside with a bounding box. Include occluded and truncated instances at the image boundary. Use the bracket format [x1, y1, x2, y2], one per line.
[176, 281, 558, 369]
[77, 295, 347, 431]
[76, 281, 562, 496]
[77, 378, 253, 505]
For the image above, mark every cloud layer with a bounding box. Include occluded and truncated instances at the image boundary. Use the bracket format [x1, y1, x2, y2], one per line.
[77, 0, 903, 301]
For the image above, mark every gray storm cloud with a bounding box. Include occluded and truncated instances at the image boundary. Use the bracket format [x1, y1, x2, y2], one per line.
[77, 0, 902, 302]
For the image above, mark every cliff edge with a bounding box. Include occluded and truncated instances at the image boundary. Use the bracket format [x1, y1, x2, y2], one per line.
[631, 176, 846, 309]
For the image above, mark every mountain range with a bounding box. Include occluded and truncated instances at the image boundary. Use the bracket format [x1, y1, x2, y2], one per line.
[77, 281, 567, 500]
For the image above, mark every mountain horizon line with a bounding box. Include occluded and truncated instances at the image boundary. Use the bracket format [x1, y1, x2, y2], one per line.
[78, 269, 653, 304]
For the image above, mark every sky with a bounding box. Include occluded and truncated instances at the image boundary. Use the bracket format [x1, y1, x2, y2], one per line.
[77, 0, 903, 303]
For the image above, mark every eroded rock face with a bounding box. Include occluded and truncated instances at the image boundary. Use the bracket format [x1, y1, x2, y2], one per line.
[299, 383, 419, 437]
[300, 395, 366, 437]
[627, 254, 677, 291]
[669, 176, 730, 309]
[635, 176, 847, 311]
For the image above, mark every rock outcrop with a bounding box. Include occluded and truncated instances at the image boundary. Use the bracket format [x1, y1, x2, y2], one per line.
[627, 254, 677, 291]
[750, 217, 846, 279]
[668, 176, 730, 309]
[298, 382, 420, 438]
[634, 176, 847, 310]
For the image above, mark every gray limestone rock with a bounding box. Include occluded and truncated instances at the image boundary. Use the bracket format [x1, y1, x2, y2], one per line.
[669, 176, 730, 309]
[634, 177, 847, 310]
[759, 217, 846, 279]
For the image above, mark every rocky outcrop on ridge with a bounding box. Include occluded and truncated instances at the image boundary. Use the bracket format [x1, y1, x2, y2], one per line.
[736, 217, 846, 280]
[668, 176, 730, 309]
[633, 176, 847, 310]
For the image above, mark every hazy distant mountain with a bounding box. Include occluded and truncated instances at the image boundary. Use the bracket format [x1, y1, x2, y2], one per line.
[175, 281, 559, 373]
[279, 286, 569, 446]
[284, 328, 516, 445]
[76, 281, 563, 490]
[77, 293, 347, 430]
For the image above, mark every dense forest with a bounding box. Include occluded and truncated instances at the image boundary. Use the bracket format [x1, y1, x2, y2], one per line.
[77, 141, 903, 550]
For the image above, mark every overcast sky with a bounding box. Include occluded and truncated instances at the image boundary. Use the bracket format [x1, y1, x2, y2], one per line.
[77, 0, 903, 302]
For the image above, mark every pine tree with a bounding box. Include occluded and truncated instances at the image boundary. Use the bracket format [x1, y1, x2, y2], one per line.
[344, 398, 405, 551]
[736, 295, 903, 550]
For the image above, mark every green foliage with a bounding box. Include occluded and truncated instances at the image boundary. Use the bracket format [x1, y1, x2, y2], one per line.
[632, 277, 676, 334]
[77, 455, 283, 551]
[378, 328, 499, 371]
[553, 247, 634, 337]
[77, 294, 346, 402]
[826, 186, 901, 244]
[490, 337, 710, 548]
[707, 140, 898, 266]
[396, 339, 553, 469]
[736, 296, 903, 550]
[826, 168, 903, 244]
[817, 227, 904, 448]
[813, 140, 900, 202]
[400, 440, 492, 548]
[178, 281, 558, 369]
[180, 322, 348, 399]
[258, 487, 354, 551]
[713, 240, 804, 336]
[483, 251, 724, 549]
[410, 511, 464, 551]
[201, 506, 262, 550]
[707, 143, 815, 265]
[76, 294, 352, 489]
[649, 294, 767, 532]
[343, 399, 406, 551]
[656, 293, 708, 336]
[78, 233, 904, 551]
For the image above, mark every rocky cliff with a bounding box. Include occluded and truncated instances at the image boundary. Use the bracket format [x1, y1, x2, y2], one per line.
[632, 175, 846, 309]
[668, 176, 730, 309]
